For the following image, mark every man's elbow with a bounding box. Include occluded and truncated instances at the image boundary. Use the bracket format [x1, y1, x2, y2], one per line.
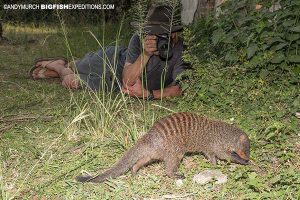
[122, 63, 140, 87]
[122, 74, 128, 87]
[122, 66, 132, 87]
[122, 76, 135, 88]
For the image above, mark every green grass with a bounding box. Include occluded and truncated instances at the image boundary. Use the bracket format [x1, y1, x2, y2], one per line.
[0, 21, 299, 199]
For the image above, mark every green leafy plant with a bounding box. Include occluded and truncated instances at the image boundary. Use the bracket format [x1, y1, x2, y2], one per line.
[190, 0, 300, 75]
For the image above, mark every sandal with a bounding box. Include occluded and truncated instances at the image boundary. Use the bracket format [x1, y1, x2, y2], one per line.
[29, 56, 68, 79]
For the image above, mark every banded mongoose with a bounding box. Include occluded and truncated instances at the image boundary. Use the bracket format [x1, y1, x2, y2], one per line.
[76, 112, 250, 183]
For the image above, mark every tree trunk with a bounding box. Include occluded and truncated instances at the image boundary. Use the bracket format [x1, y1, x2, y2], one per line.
[181, 0, 199, 25]
[0, 21, 9, 43]
[0, 22, 3, 39]
[193, 0, 216, 20]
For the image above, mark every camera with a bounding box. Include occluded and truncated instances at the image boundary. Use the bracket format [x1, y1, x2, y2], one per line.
[156, 34, 173, 60]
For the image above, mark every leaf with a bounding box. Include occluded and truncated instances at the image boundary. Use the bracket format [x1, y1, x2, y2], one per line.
[236, 16, 255, 27]
[288, 55, 300, 63]
[292, 64, 300, 75]
[238, 33, 249, 43]
[270, 52, 285, 64]
[208, 86, 219, 95]
[259, 69, 269, 79]
[246, 33, 255, 47]
[260, 31, 270, 39]
[248, 56, 260, 68]
[273, 42, 288, 51]
[266, 131, 276, 140]
[268, 64, 276, 70]
[286, 34, 300, 42]
[212, 28, 225, 45]
[279, 62, 289, 70]
[292, 96, 300, 108]
[234, 0, 247, 12]
[248, 172, 261, 188]
[247, 43, 258, 59]
[289, 49, 297, 55]
[267, 37, 285, 46]
[282, 19, 296, 27]
[270, 175, 281, 185]
[248, 172, 257, 180]
[180, 83, 189, 91]
[290, 25, 300, 33]
[262, 44, 269, 51]
[290, 0, 300, 6]
[223, 35, 234, 44]
[256, 21, 266, 34]
[225, 51, 239, 62]
[277, 12, 296, 20]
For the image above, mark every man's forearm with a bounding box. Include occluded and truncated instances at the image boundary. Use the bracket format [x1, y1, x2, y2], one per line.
[152, 85, 182, 99]
[122, 53, 150, 87]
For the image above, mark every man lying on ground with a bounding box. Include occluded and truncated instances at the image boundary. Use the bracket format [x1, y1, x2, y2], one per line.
[29, 5, 188, 100]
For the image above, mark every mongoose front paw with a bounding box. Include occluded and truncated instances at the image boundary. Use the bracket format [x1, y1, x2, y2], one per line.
[174, 174, 185, 179]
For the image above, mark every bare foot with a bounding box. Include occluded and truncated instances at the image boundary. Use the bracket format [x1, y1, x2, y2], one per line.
[32, 67, 59, 79]
[35, 59, 67, 74]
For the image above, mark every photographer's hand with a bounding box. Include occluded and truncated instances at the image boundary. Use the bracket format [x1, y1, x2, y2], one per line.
[144, 35, 158, 56]
[122, 79, 149, 98]
[122, 79, 182, 100]
[122, 35, 158, 88]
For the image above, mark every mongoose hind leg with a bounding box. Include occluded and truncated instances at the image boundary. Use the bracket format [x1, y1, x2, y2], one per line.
[164, 153, 185, 179]
[131, 156, 152, 176]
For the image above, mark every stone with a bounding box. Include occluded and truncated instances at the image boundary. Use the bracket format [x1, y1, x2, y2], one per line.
[193, 169, 227, 185]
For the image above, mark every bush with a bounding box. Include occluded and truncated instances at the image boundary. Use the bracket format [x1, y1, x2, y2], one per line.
[179, 0, 299, 132]
[187, 0, 300, 75]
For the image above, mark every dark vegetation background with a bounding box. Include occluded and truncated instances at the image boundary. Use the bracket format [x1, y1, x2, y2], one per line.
[1, 0, 133, 24]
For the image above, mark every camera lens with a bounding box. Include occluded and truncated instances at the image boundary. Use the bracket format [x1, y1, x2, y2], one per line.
[157, 35, 173, 60]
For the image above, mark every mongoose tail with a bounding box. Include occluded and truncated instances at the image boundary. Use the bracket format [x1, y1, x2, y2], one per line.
[75, 140, 150, 183]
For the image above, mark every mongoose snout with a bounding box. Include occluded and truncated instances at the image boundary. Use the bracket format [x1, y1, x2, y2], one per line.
[230, 134, 250, 165]
[231, 151, 249, 165]
[76, 112, 250, 183]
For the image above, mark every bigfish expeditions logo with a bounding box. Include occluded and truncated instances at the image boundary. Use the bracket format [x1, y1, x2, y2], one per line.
[3, 4, 115, 10]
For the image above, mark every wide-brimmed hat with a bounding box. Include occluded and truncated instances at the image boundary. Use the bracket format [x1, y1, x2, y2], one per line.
[131, 5, 183, 35]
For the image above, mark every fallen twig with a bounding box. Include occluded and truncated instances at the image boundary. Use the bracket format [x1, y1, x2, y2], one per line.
[0, 123, 15, 135]
[144, 193, 194, 200]
[0, 115, 53, 123]
[0, 115, 53, 136]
